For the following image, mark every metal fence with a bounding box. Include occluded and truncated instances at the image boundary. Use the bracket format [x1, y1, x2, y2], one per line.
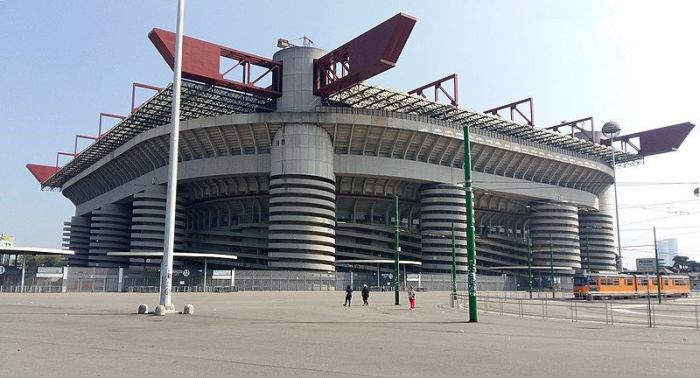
[1, 266, 518, 293]
[452, 293, 700, 330]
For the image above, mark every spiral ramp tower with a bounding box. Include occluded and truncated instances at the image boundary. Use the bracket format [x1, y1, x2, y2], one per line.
[578, 210, 617, 272]
[529, 202, 581, 272]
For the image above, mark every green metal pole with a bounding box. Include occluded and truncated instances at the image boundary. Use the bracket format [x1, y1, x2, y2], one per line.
[394, 195, 400, 305]
[451, 221, 457, 294]
[653, 226, 662, 304]
[463, 125, 478, 322]
[585, 235, 591, 272]
[549, 234, 555, 299]
[526, 231, 532, 300]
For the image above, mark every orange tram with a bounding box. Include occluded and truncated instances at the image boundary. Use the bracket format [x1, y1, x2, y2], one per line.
[573, 273, 691, 300]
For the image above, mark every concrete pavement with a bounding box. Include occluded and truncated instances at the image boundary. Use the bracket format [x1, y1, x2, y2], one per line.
[0, 291, 698, 377]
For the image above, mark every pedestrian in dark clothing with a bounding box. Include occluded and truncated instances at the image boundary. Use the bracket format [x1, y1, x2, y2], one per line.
[361, 284, 370, 306]
[344, 285, 353, 307]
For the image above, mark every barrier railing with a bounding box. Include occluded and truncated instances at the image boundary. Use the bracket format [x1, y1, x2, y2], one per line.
[452, 293, 700, 330]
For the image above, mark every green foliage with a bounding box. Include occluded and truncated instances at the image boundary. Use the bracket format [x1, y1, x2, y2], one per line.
[21, 255, 64, 270]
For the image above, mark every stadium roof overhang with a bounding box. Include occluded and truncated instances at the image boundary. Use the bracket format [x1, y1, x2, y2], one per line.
[107, 251, 237, 260]
[324, 83, 645, 165]
[0, 247, 75, 256]
[27, 12, 694, 192]
[37, 80, 276, 189]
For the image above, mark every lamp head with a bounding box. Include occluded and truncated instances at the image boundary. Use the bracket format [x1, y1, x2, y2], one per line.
[602, 121, 622, 138]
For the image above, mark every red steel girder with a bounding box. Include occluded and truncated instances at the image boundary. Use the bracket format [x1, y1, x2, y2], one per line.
[484, 98, 534, 126]
[26, 164, 60, 184]
[600, 122, 695, 157]
[149, 28, 282, 98]
[131, 82, 163, 113]
[408, 74, 459, 106]
[99, 113, 126, 137]
[56, 152, 77, 168]
[546, 117, 595, 142]
[314, 13, 417, 97]
[74, 134, 99, 155]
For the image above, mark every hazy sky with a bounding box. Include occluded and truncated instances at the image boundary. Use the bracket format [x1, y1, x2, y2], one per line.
[1, 0, 698, 269]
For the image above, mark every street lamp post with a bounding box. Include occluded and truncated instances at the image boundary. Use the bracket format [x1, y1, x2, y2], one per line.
[653, 226, 662, 304]
[585, 235, 591, 272]
[451, 221, 457, 295]
[602, 121, 623, 272]
[158, 0, 186, 313]
[526, 231, 533, 299]
[394, 195, 400, 306]
[462, 125, 478, 322]
[549, 234, 555, 299]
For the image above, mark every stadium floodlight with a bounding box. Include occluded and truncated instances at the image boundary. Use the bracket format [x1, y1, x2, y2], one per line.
[602, 121, 623, 272]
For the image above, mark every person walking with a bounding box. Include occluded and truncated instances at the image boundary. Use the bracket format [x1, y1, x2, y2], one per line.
[344, 285, 353, 307]
[361, 284, 370, 306]
[408, 286, 416, 310]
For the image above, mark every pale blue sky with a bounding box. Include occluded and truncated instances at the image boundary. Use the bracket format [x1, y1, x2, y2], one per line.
[1, 0, 698, 268]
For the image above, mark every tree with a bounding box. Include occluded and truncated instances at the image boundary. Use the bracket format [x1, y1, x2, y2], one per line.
[21, 255, 64, 270]
[672, 255, 690, 273]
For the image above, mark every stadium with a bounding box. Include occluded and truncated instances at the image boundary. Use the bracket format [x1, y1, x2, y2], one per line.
[26, 13, 693, 278]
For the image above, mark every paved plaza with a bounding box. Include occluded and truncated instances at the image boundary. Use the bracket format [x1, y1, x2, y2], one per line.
[1, 291, 699, 377]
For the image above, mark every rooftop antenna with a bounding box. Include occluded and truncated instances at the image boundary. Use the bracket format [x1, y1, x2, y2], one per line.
[276, 36, 315, 49]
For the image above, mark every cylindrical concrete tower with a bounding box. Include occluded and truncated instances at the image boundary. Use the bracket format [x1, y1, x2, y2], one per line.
[63, 215, 91, 266]
[130, 185, 186, 252]
[268, 124, 336, 271]
[272, 46, 326, 112]
[578, 210, 616, 272]
[529, 202, 581, 272]
[420, 184, 467, 273]
[88, 204, 131, 267]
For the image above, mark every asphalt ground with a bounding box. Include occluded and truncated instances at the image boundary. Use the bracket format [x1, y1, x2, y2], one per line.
[1, 291, 699, 377]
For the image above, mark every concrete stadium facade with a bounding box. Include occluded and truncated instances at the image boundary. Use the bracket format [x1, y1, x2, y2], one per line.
[56, 44, 622, 276]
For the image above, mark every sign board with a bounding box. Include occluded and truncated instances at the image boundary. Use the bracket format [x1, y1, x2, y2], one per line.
[37, 267, 64, 278]
[0, 266, 5, 275]
[0, 234, 13, 247]
[182, 269, 190, 277]
[212, 270, 232, 279]
[636, 258, 658, 273]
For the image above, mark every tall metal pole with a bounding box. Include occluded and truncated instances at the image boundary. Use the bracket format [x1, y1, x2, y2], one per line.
[611, 138, 623, 272]
[463, 125, 478, 322]
[20, 255, 26, 293]
[394, 195, 400, 305]
[653, 226, 662, 304]
[451, 221, 457, 295]
[159, 0, 185, 309]
[585, 235, 591, 272]
[526, 231, 532, 299]
[549, 234, 555, 299]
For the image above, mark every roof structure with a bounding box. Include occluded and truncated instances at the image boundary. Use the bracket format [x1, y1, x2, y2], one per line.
[0, 247, 75, 256]
[324, 83, 642, 165]
[107, 251, 237, 260]
[41, 80, 275, 189]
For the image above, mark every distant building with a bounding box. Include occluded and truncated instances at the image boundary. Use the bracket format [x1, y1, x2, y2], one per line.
[656, 238, 679, 267]
[1, 234, 15, 266]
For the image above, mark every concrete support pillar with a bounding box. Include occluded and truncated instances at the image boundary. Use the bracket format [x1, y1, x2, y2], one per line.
[272, 46, 326, 112]
[419, 184, 467, 273]
[268, 124, 336, 271]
